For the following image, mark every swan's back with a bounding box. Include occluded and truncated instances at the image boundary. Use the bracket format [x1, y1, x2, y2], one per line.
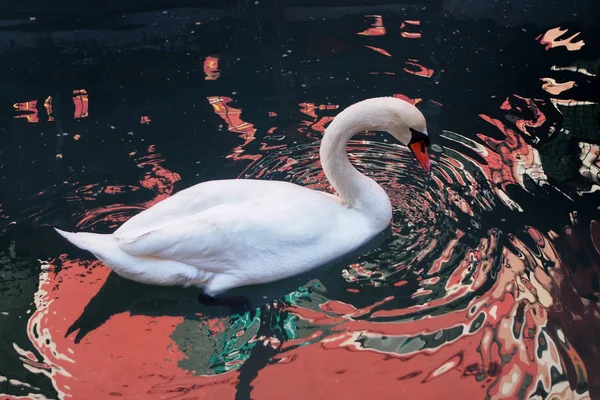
[115, 179, 311, 240]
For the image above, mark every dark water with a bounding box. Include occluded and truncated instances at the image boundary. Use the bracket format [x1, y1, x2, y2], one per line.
[1, 2, 600, 399]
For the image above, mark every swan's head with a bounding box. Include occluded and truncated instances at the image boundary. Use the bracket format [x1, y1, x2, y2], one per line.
[323, 96, 432, 172]
[385, 99, 431, 172]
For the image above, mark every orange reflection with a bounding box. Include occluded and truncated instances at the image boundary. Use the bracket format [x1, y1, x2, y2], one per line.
[392, 94, 422, 105]
[357, 15, 386, 36]
[538, 27, 585, 51]
[364, 45, 392, 57]
[403, 60, 434, 78]
[476, 113, 547, 206]
[207, 96, 260, 162]
[13, 100, 38, 123]
[73, 89, 89, 118]
[204, 56, 220, 80]
[44, 96, 54, 122]
[400, 20, 421, 39]
[299, 103, 339, 119]
[540, 77, 576, 95]
[298, 103, 339, 137]
[311, 117, 335, 132]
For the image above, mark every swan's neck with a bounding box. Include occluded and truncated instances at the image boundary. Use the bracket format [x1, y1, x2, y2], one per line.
[319, 101, 393, 227]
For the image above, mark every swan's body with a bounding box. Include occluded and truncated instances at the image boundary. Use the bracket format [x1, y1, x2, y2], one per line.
[56, 97, 430, 297]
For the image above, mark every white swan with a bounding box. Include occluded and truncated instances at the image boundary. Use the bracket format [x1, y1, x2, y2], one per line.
[55, 97, 431, 297]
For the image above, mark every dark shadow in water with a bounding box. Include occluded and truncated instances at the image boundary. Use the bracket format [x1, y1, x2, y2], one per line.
[234, 331, 279, 400]
[65, 226, 392, 343]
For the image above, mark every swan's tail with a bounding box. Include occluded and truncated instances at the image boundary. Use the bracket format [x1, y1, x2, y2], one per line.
[54, 228, 116, 254]
[54, 227, 137, 278]
[54, 228, 203, 286]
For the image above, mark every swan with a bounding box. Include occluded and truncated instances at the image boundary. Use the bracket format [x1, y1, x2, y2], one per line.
[55, 97, 431, 297]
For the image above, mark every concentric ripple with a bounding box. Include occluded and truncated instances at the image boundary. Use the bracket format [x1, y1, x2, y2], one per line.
[242, 137, 494, 298]
[200, 134, 591, 400]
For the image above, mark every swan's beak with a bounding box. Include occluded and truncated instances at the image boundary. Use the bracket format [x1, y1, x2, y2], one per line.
[409, 140, 431, 172]
[408, 128, 431, 172]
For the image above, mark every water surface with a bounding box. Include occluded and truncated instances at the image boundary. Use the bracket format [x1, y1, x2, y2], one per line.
[1, 3, 600, 399]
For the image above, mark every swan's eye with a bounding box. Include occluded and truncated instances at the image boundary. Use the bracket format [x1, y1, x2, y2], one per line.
[409, 127, 431, 147]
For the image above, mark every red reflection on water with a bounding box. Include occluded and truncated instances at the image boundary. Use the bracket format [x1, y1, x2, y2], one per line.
[207, 96, 261, 162]
[403, 60, 434, 78]
[72, 89, 89, 119]
[447, 187, 474, 216]
[311, 117, 335, 132]
[299, 103, 338, 119]
[540, 77, 576, 95]
[298, 103, 339, 139]
[392, 93, 422, 105]
[13, 100, 38, 123]
[74, 145, 181, 231]
[137, 145, 182, 205]
[500, 95, 549, 142]
[24, 144, 235, 398]
[537, 27, 585, 51]
[442, 98, 550, 211]
[44, 96, 54, 122]
[364, 45, 392, 57]
[204, 56, 220, 80]
[73, 183, 140, 200]
[250, 227, 591, 399]
[400, 20, 422, 39]
[427, 230, 464, 275]
[357, 15, 386, 36]
[477, 113, 546, 195]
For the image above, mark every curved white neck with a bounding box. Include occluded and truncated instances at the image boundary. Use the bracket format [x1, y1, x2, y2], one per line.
[319, 100, 394, 227]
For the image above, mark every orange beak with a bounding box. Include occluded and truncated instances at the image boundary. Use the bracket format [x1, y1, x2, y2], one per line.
[409, 140, 431, 172]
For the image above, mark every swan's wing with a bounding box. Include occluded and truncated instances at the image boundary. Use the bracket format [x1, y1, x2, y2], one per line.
[115, 179, 295, 239]
[114, 196, 335, 271]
